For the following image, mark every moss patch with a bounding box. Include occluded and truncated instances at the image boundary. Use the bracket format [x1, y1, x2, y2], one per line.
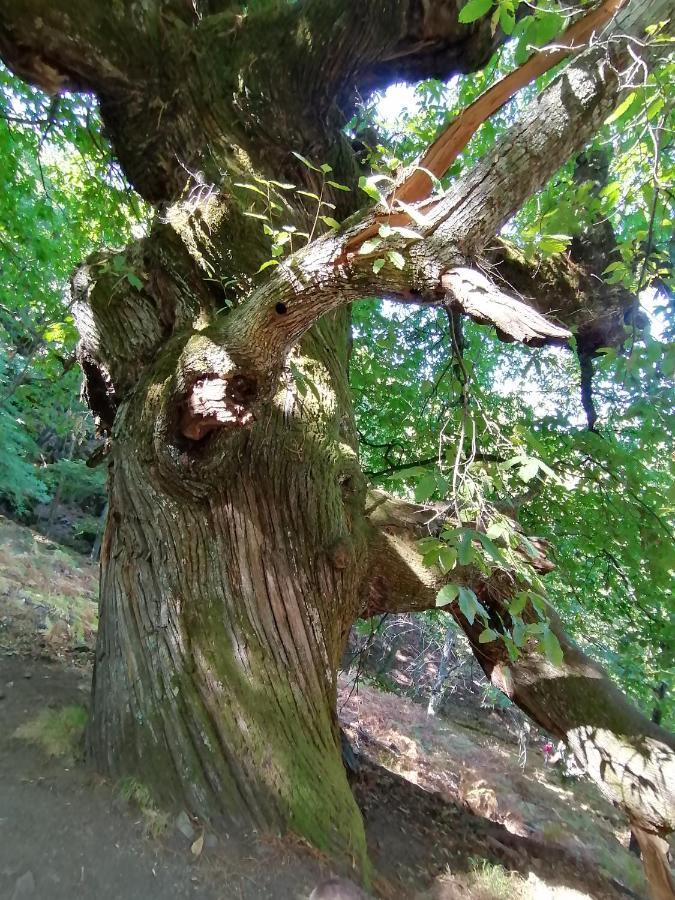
[14, 705, 88, 762]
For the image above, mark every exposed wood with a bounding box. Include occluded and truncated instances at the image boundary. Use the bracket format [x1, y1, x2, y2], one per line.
[630, 823, 675, 900]
[442, 267, 571, 347]
[343, 0, 627, 255]
[390, 0, 626, 206]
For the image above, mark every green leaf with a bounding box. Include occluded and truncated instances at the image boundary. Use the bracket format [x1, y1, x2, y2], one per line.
[126, 273, 143, 291]
[358, 176, 381, 201]
[268, 180, 296, 190]
[256, 259, 279, 273]
[540, 628, 564, 667]
[436, 583, 460, 608]
[510, 618, 525, 648]
[457, 529, 475, 566]
[292, 151, 320, 172]
[605, 92, 639, 125]
[509, 592, 527, 617]
[538, 234, 570, 255]
[528, 592, 547, 618]
[43, 322, 67, 343]
[372, 257, 386, 275]
[499, 3, 515, 34]
[438, 547, 458, 574]
[359, 238, 383, 255]
[487, 521, 511, 542]
[531, 11, 563, 46]
[458, 0, 493, 25]
[415, 472, 437, 502]
[476, 532, 507, 565]
[388, 250, 406, 270]
[319, 216, 341, 229]
[479, 628, 498, 643]
[458, 586, 480, 625]
[235, 182, 267, 197]
[319, 163, 333, 174]
[326, 180, 350, 192]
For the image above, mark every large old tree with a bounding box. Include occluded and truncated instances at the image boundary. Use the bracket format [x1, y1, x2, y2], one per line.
[1, 0, 674, 889]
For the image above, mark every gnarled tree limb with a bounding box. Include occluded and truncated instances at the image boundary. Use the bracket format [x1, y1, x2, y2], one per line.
[360, 489, 675, 843]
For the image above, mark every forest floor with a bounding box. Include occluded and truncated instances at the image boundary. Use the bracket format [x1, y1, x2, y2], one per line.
[0, 515, 655, 900]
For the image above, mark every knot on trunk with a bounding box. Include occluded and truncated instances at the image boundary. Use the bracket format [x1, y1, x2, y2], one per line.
[180, 373, 258, 440]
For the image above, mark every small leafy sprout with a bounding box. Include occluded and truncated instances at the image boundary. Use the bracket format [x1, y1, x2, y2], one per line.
[241, 152, 349, 273]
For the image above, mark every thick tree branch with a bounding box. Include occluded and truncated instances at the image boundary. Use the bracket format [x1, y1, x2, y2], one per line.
[485, 237, 637, 353]
[0, 1, 150, 94]
[360, 489, 675, 844]
[0, 0, 502, 203]
[293, 0, 503, 106]
[443, 268, 571, 346]
[59, 0, 662, 447]
[195, 38, 629, 415]
[125, 23, 644, 443]
[389, 0, 627, 206]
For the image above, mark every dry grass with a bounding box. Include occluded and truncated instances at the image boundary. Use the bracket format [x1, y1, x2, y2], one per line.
[0, 515, 98, 652]
[435, 862, 601, 900]
[338, 674, 648, 898]
[117, 777, 170, 839]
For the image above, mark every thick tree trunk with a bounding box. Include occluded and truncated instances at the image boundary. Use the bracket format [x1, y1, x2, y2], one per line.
[87, 311, 371, 868]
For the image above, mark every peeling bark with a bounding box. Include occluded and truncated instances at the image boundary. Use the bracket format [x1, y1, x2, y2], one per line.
[442, 268, 571, 347]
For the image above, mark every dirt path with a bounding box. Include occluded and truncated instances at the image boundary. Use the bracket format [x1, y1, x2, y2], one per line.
[0, 656, 335, 900]
[0, 652, 648, 900]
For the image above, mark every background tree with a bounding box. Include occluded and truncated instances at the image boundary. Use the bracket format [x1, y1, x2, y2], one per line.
[0, 0, 673, 890]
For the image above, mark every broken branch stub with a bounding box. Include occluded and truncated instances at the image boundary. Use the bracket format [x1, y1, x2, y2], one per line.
[442, 268, 571, 347]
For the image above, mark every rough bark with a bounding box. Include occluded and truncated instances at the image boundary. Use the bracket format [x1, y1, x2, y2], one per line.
[88, 304, 373, 866]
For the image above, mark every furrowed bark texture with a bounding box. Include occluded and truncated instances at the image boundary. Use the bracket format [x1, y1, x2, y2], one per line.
[89, 307, 372, 863]
[360, 494, 675, 838]
[1, 0, 672, 877]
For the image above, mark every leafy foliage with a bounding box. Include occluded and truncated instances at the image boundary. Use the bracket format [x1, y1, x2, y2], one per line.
[0, 65, 146, 525]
